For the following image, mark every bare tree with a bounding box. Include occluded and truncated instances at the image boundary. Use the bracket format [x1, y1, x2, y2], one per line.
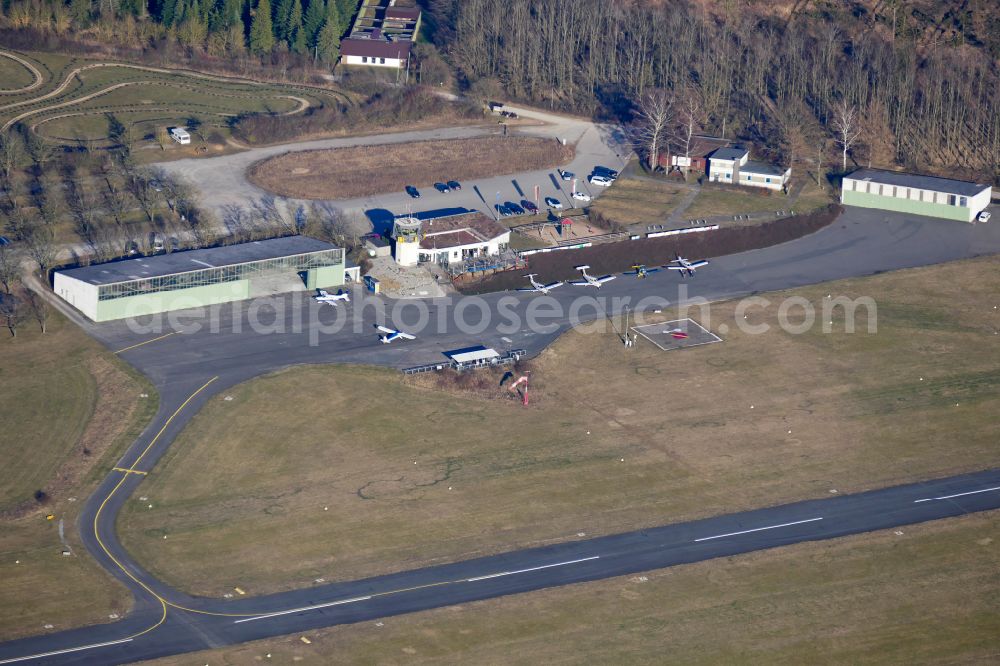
[673, 86, 705, 163]
[0, 292, 21, 337]
[24, 222, 58, 277]
[0, 244, 20, 294]
[308, 202, 357, 249]
[64, 166, 102, 249]
[0, 134, 26, 184]
[831, 100, 863, 173]
[127, 169, 162, 223]
[24, 288, 49, 334]
[632, 88, 674, 171]
[103, 175, 131, 227]
[251, 196, 295, 235]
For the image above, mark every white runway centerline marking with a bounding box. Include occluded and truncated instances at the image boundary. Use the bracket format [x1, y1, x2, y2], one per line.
[0, 638, 133, 664]
[913, 485, 1000, 503]
[466, 556, 601, 582]
[233, 596, 373, 624]
[694, 517, 824, 542]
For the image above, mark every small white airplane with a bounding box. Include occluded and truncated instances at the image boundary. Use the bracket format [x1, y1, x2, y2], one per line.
[314, 288, 350, 304]
[518, 273, 564, 294]
[376, 325, 416, 344]
[570, 265, 616, 288]
[664, 256, 710, 277]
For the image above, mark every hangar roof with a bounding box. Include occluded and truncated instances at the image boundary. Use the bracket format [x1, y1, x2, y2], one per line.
[58, 236, 339, 286]
[845, 169, 990, 197]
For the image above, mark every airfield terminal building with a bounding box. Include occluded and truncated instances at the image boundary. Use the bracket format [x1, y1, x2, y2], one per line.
[841, 169, 992, 222]
[54, 236, 345, 322]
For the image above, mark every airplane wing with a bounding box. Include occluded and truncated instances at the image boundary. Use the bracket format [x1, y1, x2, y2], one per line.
[516, 287, 540, 292]
[645, 267, 661, 274]
[376, 325, 397, 334]
[397, 332, 416, 340]
[664, 264, 686, 271]
[545, 281, 564, 290]
[569, 280, 590, 286]
[688, 260, 709, 269]
[595, 275, 616, 284]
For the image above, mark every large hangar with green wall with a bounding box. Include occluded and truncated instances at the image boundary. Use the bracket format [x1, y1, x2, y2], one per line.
[54, 236, 345, 322]
[841, 169, 992, 222]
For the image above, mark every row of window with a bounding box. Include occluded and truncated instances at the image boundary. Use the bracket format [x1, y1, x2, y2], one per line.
[845, 180, 968, 207]
[97, 250, 344, 301]
[711, 171, 777, 184]
[360, 56, 389, 64]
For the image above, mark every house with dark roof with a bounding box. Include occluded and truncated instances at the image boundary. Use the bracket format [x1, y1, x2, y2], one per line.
[841, 169, 992, 222]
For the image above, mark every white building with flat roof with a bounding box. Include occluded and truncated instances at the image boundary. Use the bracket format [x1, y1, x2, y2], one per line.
[841, 169, 992, 222]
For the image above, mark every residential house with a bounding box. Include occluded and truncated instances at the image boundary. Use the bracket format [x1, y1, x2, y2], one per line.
[707, 147, 791, 191]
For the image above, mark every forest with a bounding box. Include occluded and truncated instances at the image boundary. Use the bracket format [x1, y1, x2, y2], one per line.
[1, 1, 997, 180]
[428, 0, 1000, 180]
[0, 0, 356, 67]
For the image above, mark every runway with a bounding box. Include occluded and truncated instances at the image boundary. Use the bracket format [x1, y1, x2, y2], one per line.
[2, 207, 1000, 663]
[2, 470, 998, 664]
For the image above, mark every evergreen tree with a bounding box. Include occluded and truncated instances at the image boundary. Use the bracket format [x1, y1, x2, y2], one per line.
[287, 0, 305, 53]
[302, 0, 325, 48]
[179, 0, 208, 46]
[160, 0, 178, 26]
[272, 0, 293, 41]
[167, 0, 186, 27]
[335, 0, 353, 23]
[315, 2, 341, 64]
[69, 0, 92, 25]
[248, 0, 275, 54]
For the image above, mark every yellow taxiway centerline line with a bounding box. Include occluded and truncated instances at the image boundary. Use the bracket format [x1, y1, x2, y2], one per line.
[114, 331, 177, 355]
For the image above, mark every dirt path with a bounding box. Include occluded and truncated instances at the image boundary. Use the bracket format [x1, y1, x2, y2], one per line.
[0, 50, 43, 94]
[6, 82, 311, 134]
[0, 58, 322, 132]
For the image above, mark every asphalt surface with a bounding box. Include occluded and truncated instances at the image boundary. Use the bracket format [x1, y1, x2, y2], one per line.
[5, 130, 1000, 661]
[155, 103, 628, 222]
[2, 470, 999, 664]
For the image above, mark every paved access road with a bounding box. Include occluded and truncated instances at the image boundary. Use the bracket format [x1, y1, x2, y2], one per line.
[154, 103, 629, 220]
[2, 470, 999, 664]
[3, 207, 1000, 664]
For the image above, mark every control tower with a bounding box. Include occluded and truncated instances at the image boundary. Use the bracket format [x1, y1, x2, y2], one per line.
[391, 217, 422, 267]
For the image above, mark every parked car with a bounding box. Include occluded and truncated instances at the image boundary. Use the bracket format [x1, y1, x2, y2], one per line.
[521, 199, 538, 214]
[447, 180, 462, 191]
[405, 185, 421, 198]
[544, 196, 564, 209]
[125, 240, 140, 256]
[150, 232, 165, 252]
[505, 201, 526, 215]
[496, 204, 512, 217]
[589, 174, 614, 186]
[558, 169, 574, 181]
[0, 236, 9, 246]
[592, 166, 619, 179]
[434, 182, 450, 193]
[572, 191, 592, 202]
[978, 211, 992, 223]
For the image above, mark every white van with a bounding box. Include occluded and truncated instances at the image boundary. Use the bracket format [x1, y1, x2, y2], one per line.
[170, 127, 191, 145]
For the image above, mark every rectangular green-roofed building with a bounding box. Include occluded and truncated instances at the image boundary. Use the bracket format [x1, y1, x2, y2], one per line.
[841, 169, 992, 222]
[54, 236, 345, 322]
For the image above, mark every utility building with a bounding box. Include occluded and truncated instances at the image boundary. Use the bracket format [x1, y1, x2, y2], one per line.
[54, 236, 345, 322]
[841, 169, 992, 222]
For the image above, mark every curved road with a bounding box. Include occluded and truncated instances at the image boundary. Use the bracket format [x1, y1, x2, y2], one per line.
[2, 203, 1000, 663]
